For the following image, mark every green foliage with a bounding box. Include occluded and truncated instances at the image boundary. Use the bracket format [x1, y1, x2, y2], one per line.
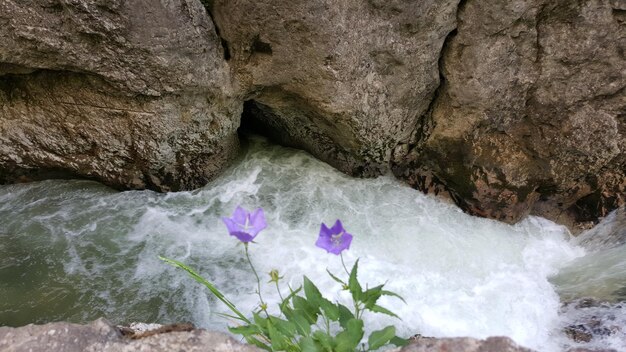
[161, 257, 409, 351]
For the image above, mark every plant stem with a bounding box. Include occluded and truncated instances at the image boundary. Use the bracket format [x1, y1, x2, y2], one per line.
[340, 253, 350, 276]
[244, 243, 267, 314]
[274, 281, 284, 301]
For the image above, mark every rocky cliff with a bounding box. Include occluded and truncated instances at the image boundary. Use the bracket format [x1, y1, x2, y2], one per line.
[1, 0, 624, 228]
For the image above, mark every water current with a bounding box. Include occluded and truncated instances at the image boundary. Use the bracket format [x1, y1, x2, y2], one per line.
[1, 137, 624, 351]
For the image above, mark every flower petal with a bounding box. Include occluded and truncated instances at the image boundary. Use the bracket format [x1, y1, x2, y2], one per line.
[319, 222, 332, 238]
[231, 231, 255, 243]
[330, 219, 344, 235]
[249, 208, 267, 236]
[232, 206, 248, 225]
[221, 217, 240, 235]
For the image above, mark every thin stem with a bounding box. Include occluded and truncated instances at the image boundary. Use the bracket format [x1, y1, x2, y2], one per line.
[274, 281, 284, 302]
[244, 243, 267, 313]
[340, 253, 350, 276]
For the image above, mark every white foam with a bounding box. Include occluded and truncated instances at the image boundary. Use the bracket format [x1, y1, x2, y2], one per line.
[0, 137, 615, 352]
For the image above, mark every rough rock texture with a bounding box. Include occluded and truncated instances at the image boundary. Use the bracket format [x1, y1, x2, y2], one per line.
[210, 0, 460, 176]
[0, 0, 240, 191]
[0, 0, 624, 227]
[396, 336, 534, 352]
[0, 319, 260, 352]
[392, 0, 626, 228]
[0, 319, 538, 352]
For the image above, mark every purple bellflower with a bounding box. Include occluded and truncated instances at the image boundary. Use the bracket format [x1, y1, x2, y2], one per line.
[222, 206, 267, 243]
[316, 220, 353, 255]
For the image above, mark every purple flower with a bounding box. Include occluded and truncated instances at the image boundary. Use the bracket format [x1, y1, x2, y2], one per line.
[316, 220, 353, 255]
[221, 206, 267, 243]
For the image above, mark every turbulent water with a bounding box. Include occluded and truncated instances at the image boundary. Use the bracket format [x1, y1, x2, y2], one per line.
[0, 137, 624, 351]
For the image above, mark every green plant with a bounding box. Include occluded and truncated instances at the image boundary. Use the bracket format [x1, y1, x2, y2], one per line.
[160, 207, 408, 351]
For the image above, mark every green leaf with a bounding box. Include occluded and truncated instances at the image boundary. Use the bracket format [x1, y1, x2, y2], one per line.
[367, 326, 396, 350]
[303, 276, 324, 311]
[244, 336, 271, 351]
[390, 336, 410, 347]
[228, 324, 262, 336]
[348, 260, 362, 302]
[362, 284, 384, 309]
[293, 296, 319, 324]
[312, 331, 335, 352]
[335, 318, 364, 352]
[382, 290, 407, 304]
[319, 298, 340, 321]
[159, 256, 250, 324]
[269, 316, 297, 338]
[368, 304, 400, 319]
[253, 312, 269, 334]
[299, 336, 323, 352]
[283, 307, 312, 336]
[280, 286, 303, 311]
[267, 321, 288, 350]
[337, 303, 355, 329]
[326, 269, 347, 286]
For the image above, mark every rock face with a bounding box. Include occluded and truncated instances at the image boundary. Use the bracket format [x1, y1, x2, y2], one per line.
[391, 0, 626, 228]
[0, 0, 624, 227]
[0, 0, 240, 191]
[0, 319, 260, 352]
[0, 319, 537, 352]
[210, 0, 460, 176]
[397, 336, 534, 352]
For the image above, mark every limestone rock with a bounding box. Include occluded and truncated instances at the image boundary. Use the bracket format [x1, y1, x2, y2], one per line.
[210, 0, 460, 176]
[0, 319, 261, 352]
[0, 0, 240, 191]
[392, 0, 625, 228]
[396, 336, 534, 352]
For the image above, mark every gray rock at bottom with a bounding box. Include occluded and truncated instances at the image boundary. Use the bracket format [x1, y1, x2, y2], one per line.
[396, 336, 534, 352]
[0, 319, 261, 352]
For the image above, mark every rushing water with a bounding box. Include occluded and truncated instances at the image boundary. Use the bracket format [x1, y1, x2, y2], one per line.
[0, 137, 624, 351]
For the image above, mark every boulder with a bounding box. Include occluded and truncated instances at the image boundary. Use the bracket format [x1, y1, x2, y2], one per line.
[0, 319, 260, 352]
[0, 0, 240, 191]
[391, 0, 625, 229]
[210, 0, 460, 176]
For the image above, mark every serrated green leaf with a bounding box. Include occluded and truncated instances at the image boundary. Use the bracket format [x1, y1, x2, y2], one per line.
[382, 290, 407, 304]
[348, 259, 362, 302]
[369, 304, 400, 319]
[298, 336, 323, 352]
[390, 336, 410, 347]
[319, 298, 340, 321]
[367, 326, 396, 350]
[270, 316, 297, 338]
[326, 269, 347, 286]
[293, 296, 319, 324]
[335, 318, 364, 352]
[268, 321, 288, 350]
[362, 284, 384, 309]
[312, 331, 334, 351]
[337, 303, 355, 329]
[282, 307, 312, 336]
[303, 276, 324, 311]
